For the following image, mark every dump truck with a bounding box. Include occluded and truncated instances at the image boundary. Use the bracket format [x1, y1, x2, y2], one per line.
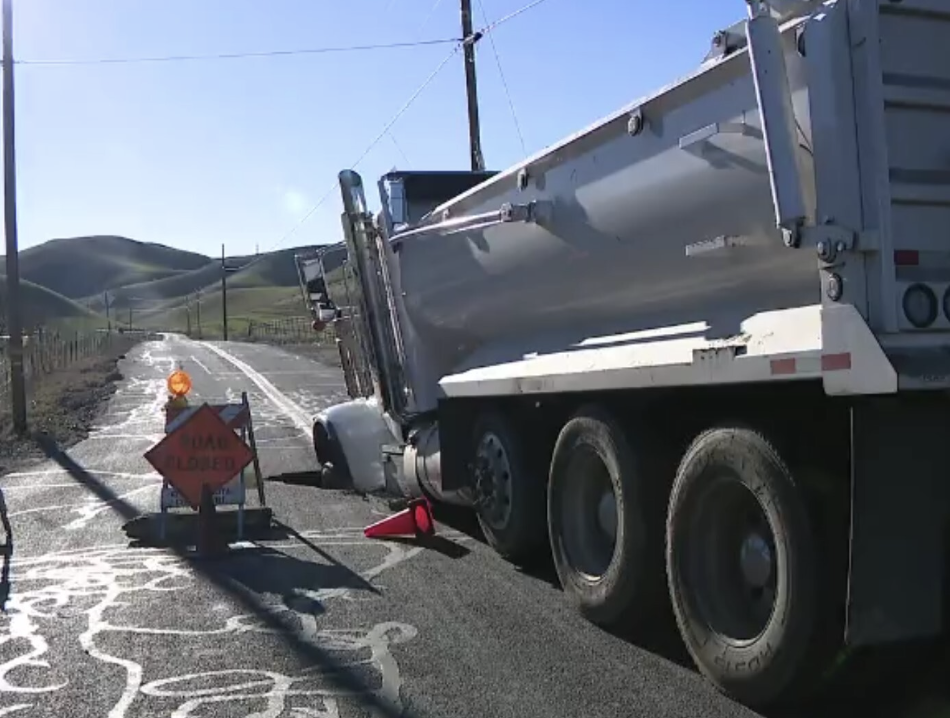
[301, 0, 950, 707]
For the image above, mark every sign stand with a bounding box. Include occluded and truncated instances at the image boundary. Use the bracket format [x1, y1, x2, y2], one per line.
[151, 393, 264, 544]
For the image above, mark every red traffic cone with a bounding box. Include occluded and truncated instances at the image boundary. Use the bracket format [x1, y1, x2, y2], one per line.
[364, 498, 435, 539]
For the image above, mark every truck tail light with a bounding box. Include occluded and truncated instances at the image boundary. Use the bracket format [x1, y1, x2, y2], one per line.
[903, 284, 938, 328]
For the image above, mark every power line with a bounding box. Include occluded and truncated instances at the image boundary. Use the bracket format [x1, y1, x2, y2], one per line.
[476, 0, 526, 156]
[236, 41, 462, 272]
[389, 132, 412, 168]
[15, 37, 459, 67]
[417, 0, 447, 35]
[482, 0, 551, 35]
[245, 0, 551, 263]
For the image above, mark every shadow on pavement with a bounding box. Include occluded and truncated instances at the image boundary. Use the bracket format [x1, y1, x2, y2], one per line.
[369, 534, 472, 560]
[35, 435, 417, 718]
[0, 529, 10, 614]
[268, 470, 321, 486]
[206, 544, 378, 617]
[424, 476, 950, 718]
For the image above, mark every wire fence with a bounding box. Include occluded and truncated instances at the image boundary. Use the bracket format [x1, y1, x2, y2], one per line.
[0, 329, 138, 413]
[245, 316, 335, 345]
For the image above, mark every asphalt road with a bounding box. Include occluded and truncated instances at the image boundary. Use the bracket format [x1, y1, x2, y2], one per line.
[0, 334, 762, 718]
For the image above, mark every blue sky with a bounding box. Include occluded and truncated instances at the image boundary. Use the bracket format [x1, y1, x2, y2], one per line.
[9, 0, 739, 258]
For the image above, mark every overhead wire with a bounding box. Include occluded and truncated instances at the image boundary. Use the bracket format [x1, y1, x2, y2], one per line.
[22, 0, 552, 287]
[15, 38, 460, 67]
[481, 0, 551, 35]
[388, 132, 413, 168]
[475, 0, 527, 156]
[417, 0, 448, 35]
[256, 0, 552, 259]
[226, 40, 463, 274]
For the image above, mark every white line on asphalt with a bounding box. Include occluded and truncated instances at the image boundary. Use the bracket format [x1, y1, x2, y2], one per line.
[214, 371, 342, 380]
[198, 341, 313, 435]
[189, 354, 212, 374]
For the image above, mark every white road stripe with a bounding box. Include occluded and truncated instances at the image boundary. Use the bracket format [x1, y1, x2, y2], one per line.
[197, 341, 313, 436]
[189, 354, 212, 374]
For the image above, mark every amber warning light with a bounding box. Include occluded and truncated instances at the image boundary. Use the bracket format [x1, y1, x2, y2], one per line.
[167, 369, 192, 398]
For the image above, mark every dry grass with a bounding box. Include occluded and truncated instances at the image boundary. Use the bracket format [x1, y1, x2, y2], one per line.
[0, 338, 137, 474]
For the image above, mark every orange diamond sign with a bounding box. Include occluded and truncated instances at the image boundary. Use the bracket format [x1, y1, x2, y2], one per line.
[144, 402, 254, 510]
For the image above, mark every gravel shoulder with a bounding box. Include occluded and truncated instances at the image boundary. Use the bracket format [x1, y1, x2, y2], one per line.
[0, 338, 139, 475]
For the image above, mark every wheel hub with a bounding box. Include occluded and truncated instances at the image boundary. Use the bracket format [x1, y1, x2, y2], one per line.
[740, 532, 773, 588]
[473, 432, 512, 529]
[596, 491, 617, 541]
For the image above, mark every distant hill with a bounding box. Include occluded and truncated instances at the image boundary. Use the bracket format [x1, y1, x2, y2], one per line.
[137, 286, 303, 338]
[0, 275, 103, 331]
[84, 246, 307, 313]
[2, 235, 315, 334]
[1, 235, 212, 299]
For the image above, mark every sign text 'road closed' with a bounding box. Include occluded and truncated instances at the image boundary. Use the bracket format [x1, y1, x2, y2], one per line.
[144, 403, 255, 510]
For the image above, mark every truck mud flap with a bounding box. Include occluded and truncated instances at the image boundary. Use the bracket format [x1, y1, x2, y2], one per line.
[848, 394, 950, 646]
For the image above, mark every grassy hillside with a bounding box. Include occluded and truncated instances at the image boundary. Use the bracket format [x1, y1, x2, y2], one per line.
[0, 276, 105, 331]
[3, 235, 315, 332]
[84, 245, 308, 313]
[137, 285, 303, 338]
[1, 235, 212, 299]
[89, 262, 224, 313]
[227, 247, 303, 289]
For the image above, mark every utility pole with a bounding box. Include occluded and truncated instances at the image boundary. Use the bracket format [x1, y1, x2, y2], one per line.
[220, 244, 228, 341]
[460, 0, 485, 171]
[3, 0, 26, 434]
[195, 289, 202, 339]
[128, 302, 132, 330]
[185, 299, 192, 336]
[103, 291, 112, 333]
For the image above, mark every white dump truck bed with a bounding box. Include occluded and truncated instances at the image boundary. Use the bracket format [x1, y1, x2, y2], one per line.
[369, 0, 949, 405]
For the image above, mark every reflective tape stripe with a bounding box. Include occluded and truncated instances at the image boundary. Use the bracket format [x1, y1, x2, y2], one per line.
[769, 353, 852, 376]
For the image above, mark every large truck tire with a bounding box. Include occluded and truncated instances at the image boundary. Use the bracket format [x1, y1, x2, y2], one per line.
[547, 406, 665, 629]
[666, 427, 832, 708]
[471, 411, 547, 564]
[313, 421, 350, 488]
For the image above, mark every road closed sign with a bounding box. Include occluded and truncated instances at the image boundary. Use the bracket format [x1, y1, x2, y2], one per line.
[145, 403, 255, 510]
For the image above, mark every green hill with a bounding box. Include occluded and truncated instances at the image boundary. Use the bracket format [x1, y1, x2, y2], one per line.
[2, 235, 315, 333]
[226, 247, 303, 289]
[137, 285, 303, 338]
[84, 245, 308, 313]
[0, 275, 104, 331]
[1, 235, 213, 299]
[88, 262, 224, 313]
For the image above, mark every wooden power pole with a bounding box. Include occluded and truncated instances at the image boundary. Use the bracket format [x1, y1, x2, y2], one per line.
[195, 289, 202, 339]
[460, 0, 485, 171]
[104, 291, 113, 333]
[220, 244, 228, 341]
[3, 0, 26, 434]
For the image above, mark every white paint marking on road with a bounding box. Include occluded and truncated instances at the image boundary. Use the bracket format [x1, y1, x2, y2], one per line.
[3, 470, 160, 481]
[62, 484, 159, 530]
[214, 371, 341, 381]
[0, 705, 33, 715]
[199, 342, 312, 435]
[2, 484, 129, 492]
[1, 534, 424, 717]
[189, 355, 212, 375]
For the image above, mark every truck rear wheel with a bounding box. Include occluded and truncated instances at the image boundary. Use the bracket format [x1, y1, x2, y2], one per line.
[666, 427, 825, 708]
[471, 411, 546, 563]
[547, 406, 664, 628]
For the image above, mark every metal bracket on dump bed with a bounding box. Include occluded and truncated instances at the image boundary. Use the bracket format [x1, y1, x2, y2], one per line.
[746, 0, 811, 246]
[391, 201, 550, 244]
